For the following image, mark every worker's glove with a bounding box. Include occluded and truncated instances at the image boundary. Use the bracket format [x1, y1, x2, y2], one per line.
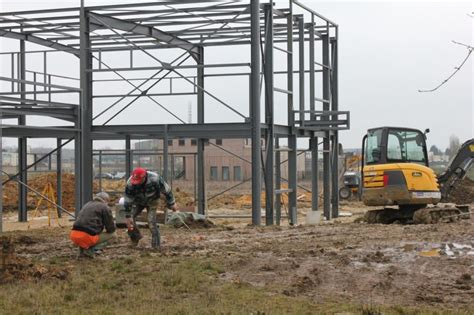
[169, 203, 179, 212]
[128, 228, 143, 246]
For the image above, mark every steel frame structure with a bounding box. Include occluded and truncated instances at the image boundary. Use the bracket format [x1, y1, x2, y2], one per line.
[0, 0, 349, 231]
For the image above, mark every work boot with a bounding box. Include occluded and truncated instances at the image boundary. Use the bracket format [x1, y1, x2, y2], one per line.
[151, 230, 161, 249]
[77, 248, 94, 259]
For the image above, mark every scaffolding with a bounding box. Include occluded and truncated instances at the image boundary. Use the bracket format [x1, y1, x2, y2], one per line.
[0, 0, 349, 231]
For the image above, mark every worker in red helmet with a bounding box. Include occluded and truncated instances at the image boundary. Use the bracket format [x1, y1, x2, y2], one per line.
[123, 168, 178, 248]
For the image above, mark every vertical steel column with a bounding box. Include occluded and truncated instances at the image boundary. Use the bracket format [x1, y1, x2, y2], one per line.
[0, 110, 3, 232]
[18, 39, 27, 222]
[125, 136, 132, 179]
[331, 33, 339, 218]
[264, 4, 274, 226]
[56, 138, 62, 217]
[287, 12, 297, 225]
[197, 46, 206, 215]
[298, 16, 305, 125]
[250, 0, 262, 225]
[309, 18, 318, 211]
[322, 34, 331, 220]
[80, 5, 93, 206]
[275, 138, 281, 225]
[163, 127, 169, 181]
[98, 150, 103, 192]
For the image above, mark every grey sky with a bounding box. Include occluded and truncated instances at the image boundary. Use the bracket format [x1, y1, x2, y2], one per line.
[0, 0, 472, 151]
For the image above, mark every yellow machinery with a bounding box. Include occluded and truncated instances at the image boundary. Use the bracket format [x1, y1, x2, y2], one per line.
[361, 127, 473, 223]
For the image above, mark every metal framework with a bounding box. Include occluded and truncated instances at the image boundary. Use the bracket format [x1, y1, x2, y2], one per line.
[0, 0, 349, 231]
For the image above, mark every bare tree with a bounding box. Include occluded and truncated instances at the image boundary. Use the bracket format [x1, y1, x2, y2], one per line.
[418, 13, 473, 92]
[448, 135, 461, 158]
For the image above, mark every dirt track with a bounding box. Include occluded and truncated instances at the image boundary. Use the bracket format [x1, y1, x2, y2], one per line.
[2, 212, 473, 311]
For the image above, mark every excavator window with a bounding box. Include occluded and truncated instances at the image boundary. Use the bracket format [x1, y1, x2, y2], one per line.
[365, 129, 383, 164]
[387, 130, 426, 164]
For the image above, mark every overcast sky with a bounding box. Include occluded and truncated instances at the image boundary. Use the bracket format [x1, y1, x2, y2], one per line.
[0, 0, 472, 151]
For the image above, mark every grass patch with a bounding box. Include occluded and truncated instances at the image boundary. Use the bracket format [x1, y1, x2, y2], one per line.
[0, 254, 471, 314]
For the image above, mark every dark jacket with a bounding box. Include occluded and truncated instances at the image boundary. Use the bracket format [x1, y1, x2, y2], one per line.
[124, 171, 175, 218]
[72, 197, 116, 235]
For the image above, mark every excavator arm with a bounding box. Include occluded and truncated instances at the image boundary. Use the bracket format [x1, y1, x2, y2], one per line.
[437, 139, 474, 200]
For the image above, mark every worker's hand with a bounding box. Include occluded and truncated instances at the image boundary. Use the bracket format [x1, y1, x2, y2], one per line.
[126, 217, 134, 230]
[169, 203, 179, 212]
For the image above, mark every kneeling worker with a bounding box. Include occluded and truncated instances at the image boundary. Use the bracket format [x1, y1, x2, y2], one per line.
[70, 192, 116, 258]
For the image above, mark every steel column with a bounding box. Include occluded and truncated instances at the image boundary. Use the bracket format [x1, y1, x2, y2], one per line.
[18, 39, 27, 222]
[98, 150, 103, 192]
[287, 13, 297, 225]
[331, 35, 339, 218]
[250, 0, 262, 225]
[0, 110, 3, 233]
[264, 4, 274, 225]
[322, 34, 331, 220]
[197, 46, 206, 215]
[163, 127, 169, 181]
[309, 18, 318, 211]
[56, 138, 62, 217]
[275, 137, 281, 225]
[298, 16, 305, 124]
[80, 6, 93, 206]
[125, 136, 132, 179]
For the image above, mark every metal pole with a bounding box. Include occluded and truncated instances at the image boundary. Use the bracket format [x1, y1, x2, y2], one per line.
[0, 109, 3, 233]
[275, 137, 281, 225]
[56, 138, 62, 217]
[298, 16, 305, 125]
[80, 5, 93, 206]
[322, 34, 331, 220]
[197, 46, 206, 215]
[309, 17, 318, 212]
[125, 136, 131, 179]
[250, 0, 262, 225]
[264, 4, 274, 226]
[18, 39, 27, 222]
[331, 34, 339, 218]
[287, 11, 297, 225]
[98, 150, 102, 192]
[163, 126, 169, 181]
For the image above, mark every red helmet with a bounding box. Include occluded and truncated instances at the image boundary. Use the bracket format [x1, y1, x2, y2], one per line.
[130, 168, 147, 185]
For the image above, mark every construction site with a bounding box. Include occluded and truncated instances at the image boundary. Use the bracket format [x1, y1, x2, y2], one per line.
[0, 0, 473, 313]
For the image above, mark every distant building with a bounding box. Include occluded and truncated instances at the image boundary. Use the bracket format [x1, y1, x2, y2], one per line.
[134, 138, 306, 181]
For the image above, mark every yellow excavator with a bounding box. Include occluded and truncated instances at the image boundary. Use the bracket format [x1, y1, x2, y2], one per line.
[361, 126, 473, 223]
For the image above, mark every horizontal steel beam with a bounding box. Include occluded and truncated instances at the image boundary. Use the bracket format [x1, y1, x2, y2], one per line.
[1, 125, 79, 138]
[91, 122, 252, 140]
[0, 30, 79, 56]
[0, 108, 76, 121]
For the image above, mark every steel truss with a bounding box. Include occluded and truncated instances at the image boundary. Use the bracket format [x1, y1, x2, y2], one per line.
[0, 0, 349, 230]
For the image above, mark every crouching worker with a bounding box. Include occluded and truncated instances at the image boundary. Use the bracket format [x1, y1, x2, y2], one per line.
[70, 192, 116, 258]
[124, 168, 178, 248]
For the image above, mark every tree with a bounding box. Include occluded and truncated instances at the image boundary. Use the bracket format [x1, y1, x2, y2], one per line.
[448, 135, 461, 158]
[429, 145, 441, 155]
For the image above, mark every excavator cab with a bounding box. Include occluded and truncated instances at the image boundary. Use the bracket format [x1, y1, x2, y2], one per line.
[361, 127, 441, 208]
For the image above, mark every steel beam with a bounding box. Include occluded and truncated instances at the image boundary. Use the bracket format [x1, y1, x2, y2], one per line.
[18, 39, 27, 222]
[0, 110, 3, 232]
[197, 46, 206, 215]
[250, 0, 262, 226]
[264, 4, 274, 226]
[0, 30, 79, 56]
[309, 18, 318, 212]
[287, 12, 297, 225]
[322, 34, 331, 220]
[89, 12, 199, 61]
[80, 6, 93, 207]
[163, 127, 169, 181]
[331, 35, 339, 218]
[56, 138, 62, 217]
[125, 136, 132, 180]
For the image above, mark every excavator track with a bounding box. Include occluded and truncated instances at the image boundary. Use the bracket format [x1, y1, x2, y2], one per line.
[365, 205, 471, 224]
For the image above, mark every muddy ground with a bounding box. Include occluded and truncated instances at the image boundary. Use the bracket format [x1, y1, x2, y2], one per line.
[1, 206, 473, 313]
